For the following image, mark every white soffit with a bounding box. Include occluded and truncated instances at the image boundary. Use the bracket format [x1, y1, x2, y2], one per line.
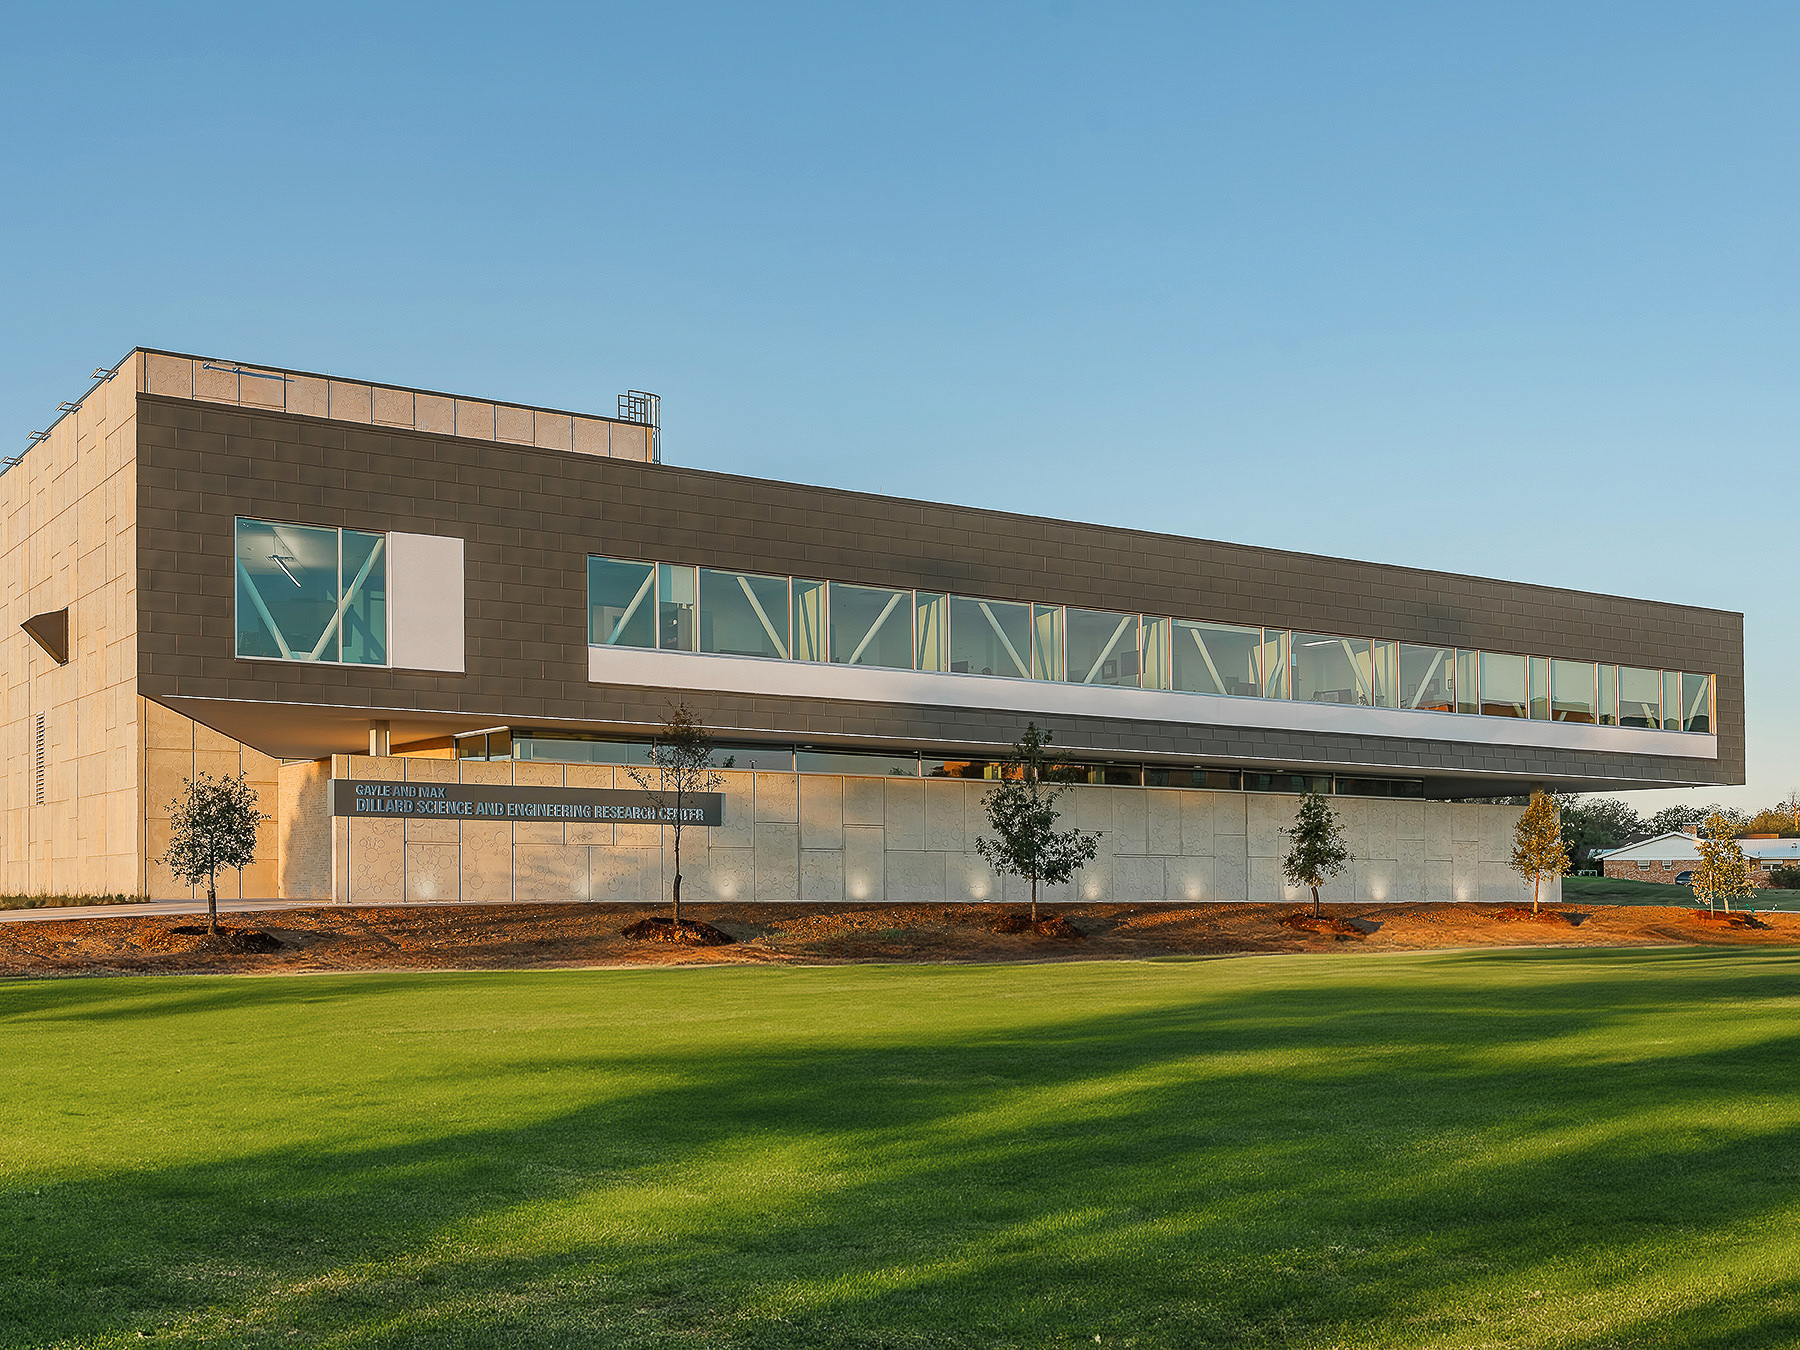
[389, 532, 465, 673]
[588, 644, 1718, 760]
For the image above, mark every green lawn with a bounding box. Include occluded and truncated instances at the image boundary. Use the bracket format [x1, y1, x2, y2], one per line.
[1561, 872, 1796, 909]
[1562, 873, 1703, 905]
[5, 952, 1800, 1348]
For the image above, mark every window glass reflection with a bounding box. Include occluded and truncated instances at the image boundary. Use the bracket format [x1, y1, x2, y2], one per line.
[828, 582, 913, 669]
[699, 568, 790, 659]
[949, 595, 1032, 678]
[1662, 670, 1682, 730]
[1618, 667, 1661, 727]
[1261, 630, 1290, 699]
[1140, 616, 1170, 690]
[1551, 660, 1597, 723]
[1292, 633, 1374, 706]
[236, 518, 343, 661]
[1398, 644, 1455, 712]
[1173, 620, 1261, 697]
[587, 556, 656, 648]
[1480, 652, 1528, 718]
[659, 564, 696, 652]
[1456, 650, 1480, 715]
[1033, 605, 1064, 681]
[1681, 673, 1711, 733]
[1065, 608, 1140, 687]
[791, 580, 826, 662]
[1529, 656, 1550, 720]
[1598, 664, 1618, 725]
[340, 529, 387, 666]
[915, 593, 947, 671]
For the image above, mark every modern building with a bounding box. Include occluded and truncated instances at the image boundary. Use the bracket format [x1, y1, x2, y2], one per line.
[3, 348, 1743, 904]
[1602, 830, 1798, 886]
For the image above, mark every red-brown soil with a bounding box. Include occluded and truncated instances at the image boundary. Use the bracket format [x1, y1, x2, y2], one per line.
[0, 900, 1795, 978]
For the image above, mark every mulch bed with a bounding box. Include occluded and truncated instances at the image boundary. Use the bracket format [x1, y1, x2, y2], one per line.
[168, 926, 284, 953]
[990, 912, 1086, 939]
[1, 900, 1794, 978]
[1691, 909, 1772, 929]
[619, 916, 736, 946]
[1278, 913, 1368, 939]
[1492, 906, 1581, 925]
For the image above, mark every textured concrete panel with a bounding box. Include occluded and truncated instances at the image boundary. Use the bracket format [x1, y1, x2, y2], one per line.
[800, 849, 844, 903]
[884, 779, 924, 850]
[1113, 853, 1165, 901]
[798, 775, 843, 851]
[844, 825, 884, 901]
[753, 822, 799, 902]
[406, 843, 460, 902]
[1165, 855, 1213, 902]
[923, 780, 965, 852]
[460, 822, 512, 902]
[754, 772, 798, 824]
[348, 819, 403, 902]
[515, 844, 587, 901]
[952, 851, 999, 902]
[887, 851, 947, 903]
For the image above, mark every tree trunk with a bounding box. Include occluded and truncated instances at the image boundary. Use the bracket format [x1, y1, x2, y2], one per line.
[1532, 873, 1541, 915]
[1030, 873, 1038, 925]
[671, 829, 683, 930]
[1311, 884, 1321, 919]
[207, 873, 218, 936]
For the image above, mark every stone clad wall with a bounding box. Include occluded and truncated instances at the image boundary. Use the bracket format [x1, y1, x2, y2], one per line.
[296, 755, 1535, 906]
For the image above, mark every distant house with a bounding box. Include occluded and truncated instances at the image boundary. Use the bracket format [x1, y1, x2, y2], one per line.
[1602, 827, 1800, 885]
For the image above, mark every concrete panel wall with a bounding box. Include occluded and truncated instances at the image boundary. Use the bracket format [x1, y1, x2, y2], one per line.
[310, 756, 1535, 906]
[0, 360, 141, 895]
[141, 696, 280, 899]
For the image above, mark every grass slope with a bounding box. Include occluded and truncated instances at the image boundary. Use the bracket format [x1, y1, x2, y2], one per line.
[1562, 873, 1794, 909]
[4, 951, 1800, 1349]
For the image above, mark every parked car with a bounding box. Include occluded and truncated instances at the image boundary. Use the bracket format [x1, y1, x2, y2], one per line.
[1675, 870, 1693, 886]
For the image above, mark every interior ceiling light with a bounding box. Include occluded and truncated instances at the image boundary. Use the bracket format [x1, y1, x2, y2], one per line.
[272, 554, 302, 586]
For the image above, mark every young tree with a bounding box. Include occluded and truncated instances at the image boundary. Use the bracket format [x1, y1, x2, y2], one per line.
[158, 772, 269, 936]
[627, 702, 724, 930]
[1509, 790, 1571, 914]
[1692, 810, 1755, 913]
[1281, 789, 1352, 918]
[974, 723, 1101, 922]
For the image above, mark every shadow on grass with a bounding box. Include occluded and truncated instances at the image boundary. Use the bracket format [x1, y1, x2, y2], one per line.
[5, 950, 1800, 1348]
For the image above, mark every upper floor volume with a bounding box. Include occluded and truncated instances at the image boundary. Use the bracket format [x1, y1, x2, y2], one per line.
[9, 346, 1746, 799]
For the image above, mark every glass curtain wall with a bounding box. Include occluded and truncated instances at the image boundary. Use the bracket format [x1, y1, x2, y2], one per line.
[580, 554, 1714, 734]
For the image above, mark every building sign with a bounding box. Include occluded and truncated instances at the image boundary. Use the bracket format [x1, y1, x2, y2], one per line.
[330, 779, 724, 826]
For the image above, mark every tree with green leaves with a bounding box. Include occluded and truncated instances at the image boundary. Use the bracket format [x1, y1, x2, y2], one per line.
[158, 772, 269, 936]
[1509, 790, 1570, 914]
[1558, 795, 1643, 870]
[627, 702, 724, 930]
[974, 724, 1101, 922]
[1692, 810, 1755, 914]
[1281, 789, 1352, 918]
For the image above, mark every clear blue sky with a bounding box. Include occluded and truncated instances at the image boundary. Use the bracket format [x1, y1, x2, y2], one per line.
[4, 3, 1793, 811]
